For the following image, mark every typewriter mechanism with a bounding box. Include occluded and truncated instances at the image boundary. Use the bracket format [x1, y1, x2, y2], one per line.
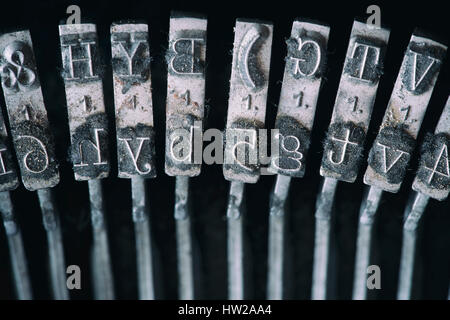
[0, 0, 448, 301]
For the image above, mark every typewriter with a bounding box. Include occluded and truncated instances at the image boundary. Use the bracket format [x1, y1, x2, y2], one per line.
[0, 0, 448, 301]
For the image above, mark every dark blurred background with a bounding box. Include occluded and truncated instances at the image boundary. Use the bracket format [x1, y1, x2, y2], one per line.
[0, 0, 448, 299]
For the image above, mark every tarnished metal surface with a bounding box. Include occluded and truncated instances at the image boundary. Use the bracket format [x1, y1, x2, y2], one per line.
[311, 177, 338, 300]
[165, 14, 207, 177]
[59, 23, 110, 181]
[352, 31, 446, 300]
[397, 97, 450, 300]
[59, 23, 115, 300]
[364, 33, 447, 192]
[36, 188, 69, 300]
[174, 176, 194, 299]
[397, 191, 430, 300]
[413, 96, 450, 200]
[223, 18, 273, 299]
[226, 180, 245, 299]
[131, 176, 155, 299]
[88, 179, 115, 300]
[223, 19, 273, 183]
[269, 20, 329, 177]
[352, 186, 383, 300]
[320, 21, 390, 183]
[164, 13, 208, 300]
[0, 30, 66, 300]
[313, 21, 390, 300]
[0, 30, 59, 191]
[267, 174, 291, 299]
[267, 20, 329, 299]
[111, 22, 157, 300]
[0, 7, 447, 302]
[111, 23, 156, 179]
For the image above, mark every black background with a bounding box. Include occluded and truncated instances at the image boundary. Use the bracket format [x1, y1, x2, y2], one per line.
[0, 0, 448, 300]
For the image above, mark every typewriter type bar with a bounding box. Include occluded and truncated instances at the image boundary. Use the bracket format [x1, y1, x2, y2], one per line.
[364, 34, 447, 192]
[165, 13, 207, 299]
[59, 23, 114, 299]
[397, 96, 450, 300]
[111, 23, 156, 180]
[313, 21, 390, 300]
[412, 96, 450, 201]
[266, 19, 330, 299]
[110, 22, 156, 299]
[0, 30, 67, 300]
[224, 19, 273, 299]
[0, 31, 60, 190]
[0, 109, 31, 299]
[353, 33, 446, 300]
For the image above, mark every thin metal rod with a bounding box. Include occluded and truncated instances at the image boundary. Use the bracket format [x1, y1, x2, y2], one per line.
[174, 176, 194, 299]
[267, 175, 291, 300]
[352, 186, 383, 300]
[311, 177, 338, 300]
[88, 180, 115, 300]
[227, 181, 245, 300]
[397, 191, 429, 300]
[0, 191, 32, 300]
[131, 177, 154, 300]
[36, 188, 69, 300]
